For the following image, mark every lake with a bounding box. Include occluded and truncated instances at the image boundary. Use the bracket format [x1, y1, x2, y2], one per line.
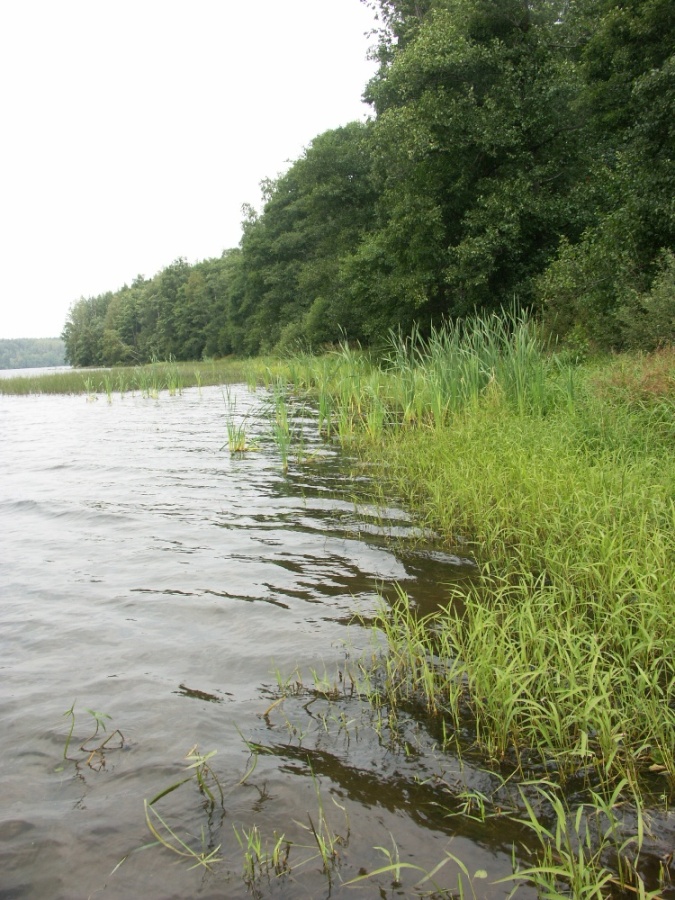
[0, 383, 529, 899]
[0, 366, 72, 380]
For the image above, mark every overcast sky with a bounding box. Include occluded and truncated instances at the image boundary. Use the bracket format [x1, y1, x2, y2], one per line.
[0, 0, 379, 340]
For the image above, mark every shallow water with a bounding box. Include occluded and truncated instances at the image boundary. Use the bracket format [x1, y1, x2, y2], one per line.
[0, 385, 540, 898]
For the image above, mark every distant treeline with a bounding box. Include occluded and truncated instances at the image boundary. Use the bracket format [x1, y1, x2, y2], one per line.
[0, 338, 65, 370]
[63, 0, 674, 367]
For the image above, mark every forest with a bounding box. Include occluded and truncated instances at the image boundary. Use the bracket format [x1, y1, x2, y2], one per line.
[0, 338, 65, 370]
[62, 0, 674, 367]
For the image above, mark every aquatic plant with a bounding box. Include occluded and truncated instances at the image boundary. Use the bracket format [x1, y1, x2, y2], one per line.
[82, 375, 97, 401]
[346, 836, 489, 898]
[115, 368, 129, 397]
[224, 417, 251, 453]
[102, 372, 114, 403]
[232, 769, 349, 891]
[164, 356, 183, 396]
[233, 823, 291, 886]
[501, 781, 658, 898]
[60, 703, 125, 771]
[143, 746, 225, 871]
[221, 387, 258, 454]
[144, 803, 223, 872]
[148, 746, 224, 810]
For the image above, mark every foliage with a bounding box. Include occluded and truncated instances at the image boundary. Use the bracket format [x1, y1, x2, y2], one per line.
[61, 255, 237, 367]
[59, 0, 674, 362]
[229, 122, 377, 353]
[538, 0, 675, 346]
[0, 357, 252, 396]
[353, 0, 587, 331]
[617, 250, 675, 351]
[0, 338, 65, 369]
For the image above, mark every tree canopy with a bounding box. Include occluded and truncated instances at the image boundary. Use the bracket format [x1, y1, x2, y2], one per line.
[62, 0, 674, 367]
[0, 338, 65, 370]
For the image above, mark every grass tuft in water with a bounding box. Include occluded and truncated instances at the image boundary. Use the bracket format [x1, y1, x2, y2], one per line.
[142, 745, 226, 871]
[221, 387, 259, 454]
[59, 703, 125, 772]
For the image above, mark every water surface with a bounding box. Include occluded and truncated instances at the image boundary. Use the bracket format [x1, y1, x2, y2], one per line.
[1, 385, 529, 899]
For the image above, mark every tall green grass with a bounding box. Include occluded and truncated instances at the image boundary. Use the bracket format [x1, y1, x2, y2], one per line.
[259, 310, 560, 434]
[262, 313, 674, 896]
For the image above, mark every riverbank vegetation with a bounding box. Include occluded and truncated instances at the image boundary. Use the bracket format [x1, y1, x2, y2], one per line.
[250, 315, 674, 897]
[22, 313, 673, 893]
[265, 320, 674, 786]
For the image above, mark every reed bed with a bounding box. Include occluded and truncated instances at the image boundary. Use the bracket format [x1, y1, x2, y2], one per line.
[0, 357, 254, 396]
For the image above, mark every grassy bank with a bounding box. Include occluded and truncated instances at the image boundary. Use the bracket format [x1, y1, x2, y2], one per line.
[262, 319, 674, 896]
[10, 319, 673, 893]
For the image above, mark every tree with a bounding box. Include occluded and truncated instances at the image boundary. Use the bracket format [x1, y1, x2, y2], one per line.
[62, 293, 112, 366]
[346, 0, 585, 337]
[539, 0, 675, 347]
[233, 122, 377, 353]
[201, 250, 244, 358]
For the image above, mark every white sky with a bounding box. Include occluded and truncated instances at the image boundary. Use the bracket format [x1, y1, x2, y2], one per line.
[0, 0, 379, 339]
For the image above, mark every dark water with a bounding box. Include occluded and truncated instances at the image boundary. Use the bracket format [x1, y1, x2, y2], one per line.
[0, 385, 533, 898]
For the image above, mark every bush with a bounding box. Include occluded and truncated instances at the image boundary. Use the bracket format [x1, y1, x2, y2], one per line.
[617, 250, 675, 351]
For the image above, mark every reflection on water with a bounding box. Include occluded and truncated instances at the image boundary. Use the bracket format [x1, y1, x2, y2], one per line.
[0, 384, 529, 899]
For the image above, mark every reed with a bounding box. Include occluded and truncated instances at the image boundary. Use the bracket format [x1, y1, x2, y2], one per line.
[257, 309, 553, 437]
[221, 387, 258, 454]
[165, 357, 183, 396]
[193, 367, 202, 394]
[102, 372, 114, 403]
[115, 368, 129, 397]
[224, 417, 251, 453]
